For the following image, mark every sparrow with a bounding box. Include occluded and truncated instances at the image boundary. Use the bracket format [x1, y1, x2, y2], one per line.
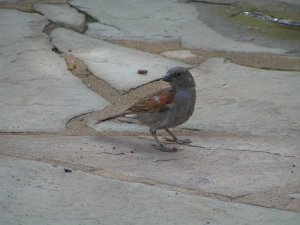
[95, 67, 196, 152]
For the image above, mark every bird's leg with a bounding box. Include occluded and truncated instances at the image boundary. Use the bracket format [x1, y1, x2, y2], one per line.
[149, 128, 177, 152]
[165, 128, 192, 145]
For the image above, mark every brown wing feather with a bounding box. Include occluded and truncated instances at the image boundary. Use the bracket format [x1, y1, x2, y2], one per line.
[129, 88, 175, 113]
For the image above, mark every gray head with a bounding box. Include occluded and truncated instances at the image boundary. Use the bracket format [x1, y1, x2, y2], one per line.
[162, 67, 195, 88]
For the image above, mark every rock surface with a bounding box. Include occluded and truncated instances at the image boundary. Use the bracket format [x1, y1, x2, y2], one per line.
[1, 135, 299, 199]
[0, 10, 108, 132]
[0, 1, 299, 224]
[33, 3, 86, 32]
[70, 0, 285, 54]
[51, 28, 188, 93]
[1, 155, 299, 225]
[182, 58, 300, 136]
[161, 50, 197, 60]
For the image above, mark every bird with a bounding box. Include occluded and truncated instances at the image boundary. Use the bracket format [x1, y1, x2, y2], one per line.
[95, 67, 196, 152]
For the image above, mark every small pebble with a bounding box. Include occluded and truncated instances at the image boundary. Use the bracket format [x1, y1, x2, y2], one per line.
[64, 168, 72, 173]
[137, 69, 148, 75]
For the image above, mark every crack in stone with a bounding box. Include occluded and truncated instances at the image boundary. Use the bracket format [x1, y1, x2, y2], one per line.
[96, 19, 122, 31]
[187, 144, 296, 158]
[153, 158, 180, 162]
[0, 153, 231, 201]
[2, 152, 298, 212]
[68, 3, 98, 24]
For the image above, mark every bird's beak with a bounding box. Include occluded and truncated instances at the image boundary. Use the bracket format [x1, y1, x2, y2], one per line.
[161, 71, 172, 82]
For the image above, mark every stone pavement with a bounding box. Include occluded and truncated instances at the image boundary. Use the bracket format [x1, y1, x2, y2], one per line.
[0, 0, 299, 224]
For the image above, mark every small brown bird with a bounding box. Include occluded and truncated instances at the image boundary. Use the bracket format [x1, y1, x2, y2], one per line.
[96, 67, 196, 151]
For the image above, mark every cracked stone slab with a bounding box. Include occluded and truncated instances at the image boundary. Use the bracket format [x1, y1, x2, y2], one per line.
[0, 10, 109, 132]
[1, 156, 299, 225]
[33, 3, 86, 32]
[70, 0, 285, 54]
[50, 28, 189, 94]
[181, 58, 300, 136]
[1, 135, 299, 201]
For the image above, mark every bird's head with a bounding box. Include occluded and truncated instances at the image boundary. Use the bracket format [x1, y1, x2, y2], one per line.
[162, 67, 195, 89]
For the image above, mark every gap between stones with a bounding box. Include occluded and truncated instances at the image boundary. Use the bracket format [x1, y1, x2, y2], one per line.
[3, 152, 299, 212]
[0, 153, 230, 203]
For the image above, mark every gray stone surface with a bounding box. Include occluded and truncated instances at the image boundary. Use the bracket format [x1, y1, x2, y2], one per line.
[161, 50, 197, 60]
[0, 10, 109, 132]
[1, 155, 299, 225]
[70, 0, 285, 54]
[86, 22, 129, 40]
[1, 135, 299, 198]
[89, 120, 148, 132]
[33, 3, 86, 32]
[51, 28, 188, 93]
[181, 58, 300, 136]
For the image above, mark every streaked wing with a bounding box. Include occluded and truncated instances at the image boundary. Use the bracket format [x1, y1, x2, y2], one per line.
[130, 88, 175, 113]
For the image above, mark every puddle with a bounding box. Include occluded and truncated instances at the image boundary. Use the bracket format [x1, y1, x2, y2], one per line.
[190, 0, 300, 53]
[241, 11, 300, 27]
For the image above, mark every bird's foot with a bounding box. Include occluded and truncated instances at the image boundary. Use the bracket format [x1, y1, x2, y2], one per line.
[164, 138, 192, 145]
[153, 144, 178, 152]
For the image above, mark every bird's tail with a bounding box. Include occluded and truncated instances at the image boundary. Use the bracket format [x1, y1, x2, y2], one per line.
[94, 113, 123, 125]
[94, 111, 136, 125]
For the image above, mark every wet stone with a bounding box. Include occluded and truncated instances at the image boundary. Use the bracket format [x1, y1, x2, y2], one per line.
[70, 0, 285, 53]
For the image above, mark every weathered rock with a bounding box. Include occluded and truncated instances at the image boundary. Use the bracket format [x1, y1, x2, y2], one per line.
[181, 58, 300, 136]
[86, 22, 127, 40]
[89, 120, 148, 132]
[161, 50, 197, 60]
[50, 28, 189, 94]
[33, 3, 86, 32]
[0, 10, 108, 132]
[1, 135, 299, 200]
[1, 155, 299, 225]
[70, 0, 285, 53]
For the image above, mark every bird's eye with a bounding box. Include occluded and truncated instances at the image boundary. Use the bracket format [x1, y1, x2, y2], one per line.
[174, 73, 181, 77]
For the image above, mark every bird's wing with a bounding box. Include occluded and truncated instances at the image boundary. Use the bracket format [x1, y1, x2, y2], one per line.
[129, 88, 175, 113]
